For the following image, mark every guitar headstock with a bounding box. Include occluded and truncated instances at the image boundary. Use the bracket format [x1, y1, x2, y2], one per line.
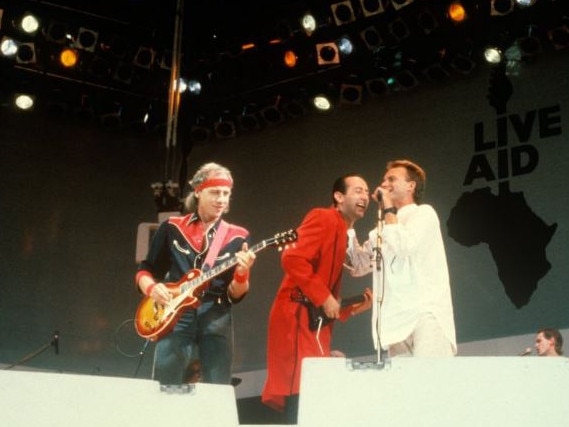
[271, 229, 298, 251]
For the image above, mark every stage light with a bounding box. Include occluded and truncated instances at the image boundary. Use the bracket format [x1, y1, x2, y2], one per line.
[340, 83, 363, 105]
[337, 36, 354, 56]
[365, 78, 389, 96]
[394, 70, 419, 90]
[261, 104, 285, 125]
[316, 42, 340, 65]
[359, 0, 385, 17]
[176, 78, 189, 93]
[491, 0, 514, 16]
[214, 112, 236, 139]
[517, 35, 542, 59]
[312, 94, 333, 111]
[239, 104, 261, 131]
[360, 26, 382, 50]
[45, 21, 69, 43]
[76, 27, 98, 52]
[18, 13, 40, 35]
[331, 1, 356, 26]
[300, 12, 317, 36]
[114, 61, 134, 84]
[548, 25, 569, 50]
[417, 9, 439, 34]
[484, 46, 503, 64]
[59, 48, 78, 68]
[389, 18, 410, 42]
[424, 64, 449, 81]
[391, 0, 414, 11]
[100, 112, 122, 130]
[515, 0, 537, 7]
[187, 79, 202, 95]
[14, 94, 35, 110]
[16, 42, 36, 63]
[283, 49, 298, 68]
[447, 2, 467, 23]
[0, 36, 18, 56]
[133, 46, 156, 68]
[190, 115, 212, 142]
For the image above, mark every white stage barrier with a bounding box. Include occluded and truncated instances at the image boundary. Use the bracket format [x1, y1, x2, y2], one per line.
[298, 356, 569, 427]
[0, 370, 239, 426]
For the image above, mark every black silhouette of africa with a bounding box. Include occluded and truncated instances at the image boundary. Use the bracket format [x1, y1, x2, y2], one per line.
[447, 186, 557, 308]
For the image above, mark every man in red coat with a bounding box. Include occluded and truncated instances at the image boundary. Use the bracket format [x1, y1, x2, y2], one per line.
[262, 173, 373, 424]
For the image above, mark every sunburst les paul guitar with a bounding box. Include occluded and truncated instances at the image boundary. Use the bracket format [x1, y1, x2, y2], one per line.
[135, 229, 298, 341]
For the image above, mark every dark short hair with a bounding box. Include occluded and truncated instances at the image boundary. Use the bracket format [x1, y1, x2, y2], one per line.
[538, 328, 564, 355]
[331, 173, 364, 206]
[386, 159, 426, 203]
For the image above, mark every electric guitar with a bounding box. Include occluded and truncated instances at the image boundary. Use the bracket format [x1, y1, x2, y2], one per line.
[135, 229, 297, 341]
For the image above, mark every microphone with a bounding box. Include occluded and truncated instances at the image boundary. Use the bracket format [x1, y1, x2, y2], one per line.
[52, 331, 60, 355]
[372, 188, 383, 204]
[519, 347, 532, 356]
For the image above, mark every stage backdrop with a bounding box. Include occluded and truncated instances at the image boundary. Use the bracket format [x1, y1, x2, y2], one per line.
[1, 49, 567, 393]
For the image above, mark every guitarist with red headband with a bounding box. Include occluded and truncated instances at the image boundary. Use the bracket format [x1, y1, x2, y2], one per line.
[135, 162, 256, 386]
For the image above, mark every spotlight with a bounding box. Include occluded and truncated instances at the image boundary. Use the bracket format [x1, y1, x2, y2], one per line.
[340, 83, 363, 105]
[214, 112, 236, 139]
[239, 104, 261, 131]
[517, 35, 542, 59]
[424, 64, 449, 81]
[391, 0, 414, 11]
[76, 27, 98, 52]
[359, 0, 385, 17]
[389, 18, 410, 42]
[312, 94, 333, 111]
[283, 49, 298, 68]
[484, 46, 503, 64]
[331, 1, 356, 26]
[114, 61, 134, 84]
[187, 79, 202, 95]
[360, 26, 382, 50]
[316, 42, 340, 65]
[300, 12, 317, 36]
[89, 56, 111, 78]
[491, 0, 514, 16]
[515, 0, 537, 7]
[133, 46, 156, 68]
[261, 99, 285, 125]
[59, 47, 78, 68]
[447, 2, 467, 23]
[548, 25, 569, 50]
[190, 115, 212, 142]
[45, 21, 69, 43]
[366, 78, 389, 96]
[14, 94, 35, 110]
[0, 36, 18, 56]
[394, 70, 418, 90]
[18, 13, 40, 35]
[417, 9, 439, 34]
[337, 36, 354, 56]
[16, 42, 36, 63]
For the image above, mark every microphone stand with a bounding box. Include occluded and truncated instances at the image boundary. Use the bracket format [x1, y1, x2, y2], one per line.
[3, 333, 59, 370]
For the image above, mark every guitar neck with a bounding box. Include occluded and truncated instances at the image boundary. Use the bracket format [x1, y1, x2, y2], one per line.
[181, 240, 270, 292]
[340, 294, 366, 308]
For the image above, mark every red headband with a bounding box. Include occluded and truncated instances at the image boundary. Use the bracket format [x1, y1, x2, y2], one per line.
[195, 178, 233, 192]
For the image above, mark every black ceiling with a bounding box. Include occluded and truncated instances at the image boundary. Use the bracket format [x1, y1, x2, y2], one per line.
[1, 0, 568, 138]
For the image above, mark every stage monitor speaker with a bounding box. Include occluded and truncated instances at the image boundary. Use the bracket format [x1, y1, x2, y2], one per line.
[0, 370, 239, 426]
[298, 356, 569, 427]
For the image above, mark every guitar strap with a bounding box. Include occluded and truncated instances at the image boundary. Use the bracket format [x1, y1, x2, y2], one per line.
[203, 220, 229, 271]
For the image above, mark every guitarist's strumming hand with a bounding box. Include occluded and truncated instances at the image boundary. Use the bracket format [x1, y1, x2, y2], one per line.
[146, 282, 172, 306]
[228, 242, 256, 300]
[322, 294, 341, 319]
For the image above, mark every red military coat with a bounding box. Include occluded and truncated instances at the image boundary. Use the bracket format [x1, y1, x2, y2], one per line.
[262, 207, 351, 411]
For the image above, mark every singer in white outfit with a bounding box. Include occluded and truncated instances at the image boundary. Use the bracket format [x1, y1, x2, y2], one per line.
[347, 159, 457, 357]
